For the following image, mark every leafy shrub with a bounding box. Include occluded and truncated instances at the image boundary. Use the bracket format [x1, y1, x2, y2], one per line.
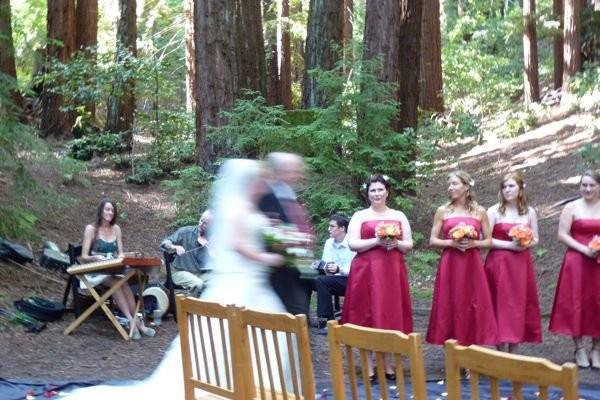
[406, 250, 440, 300]
[579, 142, 600, 170]
[161, 166, 214, 226]
[67, 133, 126, 160]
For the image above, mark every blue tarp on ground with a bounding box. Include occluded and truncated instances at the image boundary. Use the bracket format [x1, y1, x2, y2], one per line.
[1, 377, 599, 400]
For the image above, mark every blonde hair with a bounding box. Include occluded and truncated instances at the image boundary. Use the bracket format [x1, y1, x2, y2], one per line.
[498, 172, 529, 215]
[447, 170, 478, 214]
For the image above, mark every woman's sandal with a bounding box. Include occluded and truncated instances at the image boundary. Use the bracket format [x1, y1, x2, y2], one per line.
[131, 329, 142, 341]
[575, 347, 590, 369]
[590, 349, 600, 370]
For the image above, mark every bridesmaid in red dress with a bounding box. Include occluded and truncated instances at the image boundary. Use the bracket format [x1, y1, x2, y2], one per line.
[341, 174, 414, 377]
[549, 169, 600, 369]
[484, 172, 542, 353]
[426, 170, 498, 346]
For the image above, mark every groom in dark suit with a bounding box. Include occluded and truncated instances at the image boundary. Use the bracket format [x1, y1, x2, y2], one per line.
[259, 152, 314, 316]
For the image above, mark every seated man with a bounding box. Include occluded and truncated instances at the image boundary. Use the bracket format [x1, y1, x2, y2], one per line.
[315, 213, 355, 335]
[160, 210, 212, 297]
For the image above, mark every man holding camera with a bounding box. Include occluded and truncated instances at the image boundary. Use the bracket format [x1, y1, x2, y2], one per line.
[315, 213, 356, 334]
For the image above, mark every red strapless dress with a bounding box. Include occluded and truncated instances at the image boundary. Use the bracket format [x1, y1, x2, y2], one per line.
[484, 223, 542, 344]
[549, 218, 600, 337]
[426, 216, 498, 345]
[341, 220, 413, 332]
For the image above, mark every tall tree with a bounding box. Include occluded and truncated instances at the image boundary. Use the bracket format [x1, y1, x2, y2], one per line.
[40, 0, 76, 138]
[195, 0, 238, 166]
[523, 0, 540, 104]
[419, 0, 444, 112]
[279, 0, 292, 108]
[236, 0, 266, 95]
[562, 0, 581, 93]
[106, 0, 137, 148]
[302, 0, 344, 108]
[184, 0, 196, 112]
[397, 0, 423, 130]
[0, 0, 23, 111]
[75, 0, 98, 118]
[363, 0, 400, 86]
[553, 0, 564, 89]
[265, 0, 279, 105]
[342, 0, 353, 74]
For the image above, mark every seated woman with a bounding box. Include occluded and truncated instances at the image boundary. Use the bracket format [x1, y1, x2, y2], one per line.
[80, 199, 155, 340]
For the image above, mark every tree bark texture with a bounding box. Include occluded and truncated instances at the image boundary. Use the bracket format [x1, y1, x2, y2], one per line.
[194, 0, 238, 166]
[105, 0, 137, 147]
[185, 0, 196, 112]
[302, 0, 344, 108]
[236, 0, 266, 96]
[343, 0, 353, 73]
[523, 0, 540, 104]
[553, 0, 564, 89]
[40, 0, 76, 138]
[363, 0, 401, 87]
[264, 0, 280, 105]
[279, 0, 292, 108]
[398, 0, 423, 130]
[562, 0, 581, 92]
[0, 0, 23, 112]
[75, 0, 98, 117]
[419, 0, 444, 112]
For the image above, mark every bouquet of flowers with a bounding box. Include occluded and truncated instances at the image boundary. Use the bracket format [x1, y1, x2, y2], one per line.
[449, 223, 478, 241]
[375, 223, 402, 241]
[508, 225, 534, 247]
[263, 223, 316, 276]
[588, 235, 600, 252]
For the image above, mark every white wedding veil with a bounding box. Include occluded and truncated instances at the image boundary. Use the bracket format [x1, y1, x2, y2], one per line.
[208, 158, 261, 272]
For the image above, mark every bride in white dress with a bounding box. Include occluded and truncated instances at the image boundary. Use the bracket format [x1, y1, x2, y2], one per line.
[65, 159, 287, 400]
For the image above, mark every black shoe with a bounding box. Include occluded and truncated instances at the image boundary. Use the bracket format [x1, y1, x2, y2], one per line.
[316, 326, 328, 335]
[385, 372, 396, 381]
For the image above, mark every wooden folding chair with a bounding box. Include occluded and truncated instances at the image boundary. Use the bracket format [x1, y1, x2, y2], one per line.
[327, 321, 427, 400]
[444, 339, 578, 400]
[239, 308, 316, 400]
[176, 295, 250, 400]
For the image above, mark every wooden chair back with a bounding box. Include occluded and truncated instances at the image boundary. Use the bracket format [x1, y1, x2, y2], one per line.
[327, 321, 427, 400]
[444, 339, 578, 400]
[176, 295, 249, 400]
[239, 308, 316, 400]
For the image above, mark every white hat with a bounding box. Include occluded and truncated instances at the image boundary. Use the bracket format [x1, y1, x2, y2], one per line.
[143, 286, 169, 317]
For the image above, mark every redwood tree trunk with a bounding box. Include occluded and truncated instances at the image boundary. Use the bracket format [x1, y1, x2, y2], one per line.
[40, 0, 76, 138]
[279, 0, 292, 108]
[185, 0, 196, 112]
[105, 0, 137, 148]
[523, 0, 540, 104]
[553, 0, 564, 89]
[0, 0, 23, 112]
[236, 0, 266, 95]
[264, 0, 280, 105]
[302, 0, 344, 108]
[419, 0, 444, 112]
[562, 0, 581, 93]
[195, 0, 238, 166]
[363, 0, 400, 85]
[75, 0, 98, 118]
[343, 0, 353, 74]
[397, 0, 423, 131]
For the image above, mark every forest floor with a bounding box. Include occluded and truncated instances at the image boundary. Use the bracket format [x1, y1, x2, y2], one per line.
[0, 110, 599, 389]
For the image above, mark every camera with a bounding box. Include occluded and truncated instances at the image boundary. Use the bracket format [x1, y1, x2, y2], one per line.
[311, 260, 327, 274]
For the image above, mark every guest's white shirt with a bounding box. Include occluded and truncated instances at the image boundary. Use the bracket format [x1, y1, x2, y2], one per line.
[321, 237, 356, 276]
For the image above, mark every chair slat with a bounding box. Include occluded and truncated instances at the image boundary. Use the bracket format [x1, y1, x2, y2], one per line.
[346, 345, 359, 400]
[490, 377, 500, 400]
[271, 330, 288, 400]
[218, 317, 232, 390]
[513, 382, 523, 400]
[539, 385, 549, 400]
[286, 331, 301, 399]
[250, 326, 267, 400]
[207, 317, 220, 387]
[394, 354, 406, 400]
[260, 328, 277, 400]
[375, 352, 389, 400]
[360, 349, 373, 400]
[469, 370, 480, 400]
